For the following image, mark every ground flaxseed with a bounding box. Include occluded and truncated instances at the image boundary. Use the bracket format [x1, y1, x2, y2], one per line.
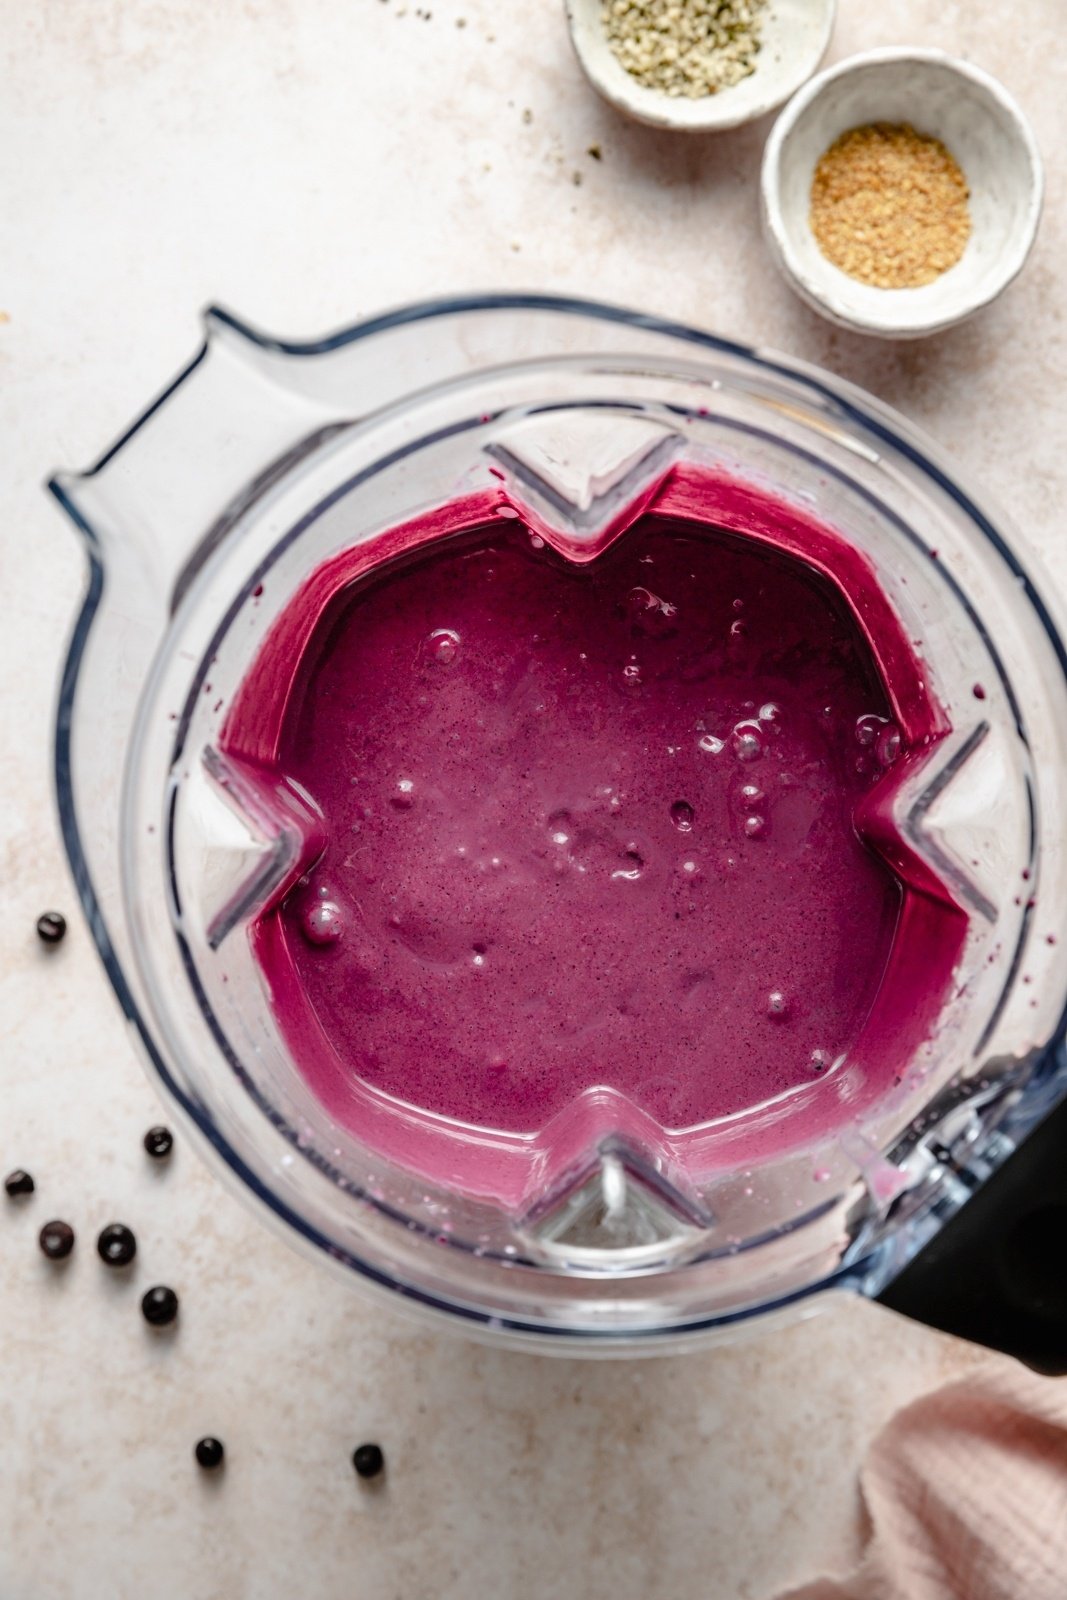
[601, 0, 766, 100]
[810, 123, 972, 290]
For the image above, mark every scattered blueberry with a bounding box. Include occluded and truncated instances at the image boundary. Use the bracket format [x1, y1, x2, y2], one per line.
[143, 1126, 174, 1159]
[4, 1169, 34, 1198]
[195, 1436, 225, 1470]
[39, 1220, 75, 1259]
[141, 1285, 179, 1326]
[352, 1442, 385, 1480]
[97, 1222, 137, 1267]
[36, 911, 67, 945]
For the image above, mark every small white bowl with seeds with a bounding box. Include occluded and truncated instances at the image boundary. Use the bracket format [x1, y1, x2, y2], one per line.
[760, 49, 1044, 336]
[564, 0, 836, 132]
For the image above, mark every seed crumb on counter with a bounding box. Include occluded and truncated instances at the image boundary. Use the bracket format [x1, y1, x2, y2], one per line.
[601, 0, 765, 99]
[810, 123, 972, 289]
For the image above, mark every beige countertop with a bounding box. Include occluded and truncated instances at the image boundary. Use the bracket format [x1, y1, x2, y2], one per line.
[1, 1, 1062, 1595]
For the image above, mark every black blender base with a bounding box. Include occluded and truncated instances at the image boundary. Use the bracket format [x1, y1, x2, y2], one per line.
[878, 1092, 1067, 1374]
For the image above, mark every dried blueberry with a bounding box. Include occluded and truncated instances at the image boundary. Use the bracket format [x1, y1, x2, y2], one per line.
[97, 1222, 137, 1267]
[143, 1126, 174, 1159]
[141, 1285, 179, 1326]
[352, 1443, 385, 1480]
[39, 1220, 75, 1259]
[195, 1437, 225, 1470]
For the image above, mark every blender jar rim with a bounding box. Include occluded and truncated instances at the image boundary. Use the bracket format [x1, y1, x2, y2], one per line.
[49, 292, 1067, 1349]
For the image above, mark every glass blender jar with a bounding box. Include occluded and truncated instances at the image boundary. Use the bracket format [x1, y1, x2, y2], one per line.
[50, 294, 1067, 1361]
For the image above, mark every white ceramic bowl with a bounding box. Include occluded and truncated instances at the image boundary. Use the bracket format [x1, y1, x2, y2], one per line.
[564, 0, 836, 132]
[761, 48, 1044, 337]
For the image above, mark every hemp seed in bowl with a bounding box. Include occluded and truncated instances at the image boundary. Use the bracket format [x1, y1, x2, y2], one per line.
[564, 0, 836, 132]
[601, 0, 767, 101]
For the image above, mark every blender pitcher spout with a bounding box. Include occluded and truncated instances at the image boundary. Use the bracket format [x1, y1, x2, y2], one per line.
[48, 308, 346, 617]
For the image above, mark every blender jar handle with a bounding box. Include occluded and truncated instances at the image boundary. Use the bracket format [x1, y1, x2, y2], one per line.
[877, 1078, 1067, 1374]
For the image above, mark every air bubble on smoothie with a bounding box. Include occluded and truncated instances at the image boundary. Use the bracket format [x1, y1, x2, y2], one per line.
[808, 1048, 832, 1074]
[391, 777, 415, 810]
[547, 810, 572, 845]
[624, 586, 678, 636]
[765, 989, 788, 1019]
[854, 713, 887, 748]
[301, 899, 345, 946]
[731, 722, 764, 763]
[744, 814, 768, 840]
[612, 847, 644, 882]
[698, 733, 725, 755]
[427, 627, 460, 666]
[758, 702, 783, 733]
[626, 586, 656, 616]
[670, 799, 695, 832]
[681, 968, 713, 999]
[876, 724, 902, 766]
[622, 660, 642, 689]
[736, 782, 765, 810]
[729, 618, 747, 640]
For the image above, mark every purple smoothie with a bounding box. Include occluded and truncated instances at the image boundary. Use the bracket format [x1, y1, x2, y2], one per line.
[225, 470, 965, 1199]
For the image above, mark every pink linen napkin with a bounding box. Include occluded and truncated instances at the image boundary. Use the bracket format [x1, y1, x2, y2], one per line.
[779, 1363, 1067, 1600]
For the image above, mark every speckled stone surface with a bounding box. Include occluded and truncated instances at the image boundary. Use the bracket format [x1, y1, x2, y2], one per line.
[0, 2, 1061, 1596]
